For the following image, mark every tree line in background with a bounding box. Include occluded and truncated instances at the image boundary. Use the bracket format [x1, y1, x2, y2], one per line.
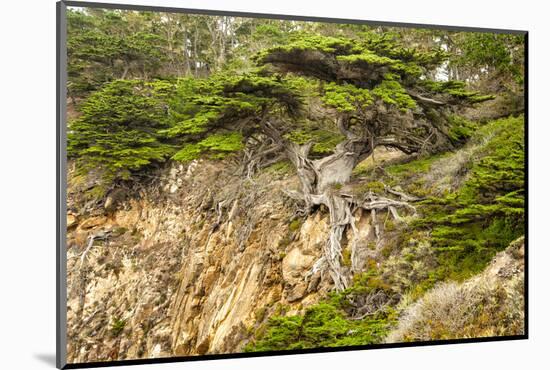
[67, 8, 524, 102]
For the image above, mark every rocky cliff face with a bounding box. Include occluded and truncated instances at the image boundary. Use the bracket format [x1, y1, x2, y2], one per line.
[66, 127, 525, 362]
[66, 159, 342, 362]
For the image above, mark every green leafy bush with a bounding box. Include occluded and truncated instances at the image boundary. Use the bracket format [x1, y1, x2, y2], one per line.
[110, 317, 126, 337]
[172, 132, 244, 162]
[68, 79, 175, 182]
[245, 303, 394, 352]
[246, 265, 397, 352]
[68, 74, 299, 189]
[416, 115, 525, 279]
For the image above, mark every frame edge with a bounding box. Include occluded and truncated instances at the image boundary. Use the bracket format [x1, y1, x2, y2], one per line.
[57, 1, 68, 369]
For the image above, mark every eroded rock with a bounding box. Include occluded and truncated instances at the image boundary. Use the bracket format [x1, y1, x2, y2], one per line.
[66, 160, 325, 362]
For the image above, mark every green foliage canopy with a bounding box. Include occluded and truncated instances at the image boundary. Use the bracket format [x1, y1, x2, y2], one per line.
[68, 80, 175, 181]
[68, 74, 301, 182]
[67, 19, 515, 195]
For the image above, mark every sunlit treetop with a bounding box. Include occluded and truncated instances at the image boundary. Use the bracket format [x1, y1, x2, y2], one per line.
[255, 33, 446, 84]
[251, 33, 494, 157]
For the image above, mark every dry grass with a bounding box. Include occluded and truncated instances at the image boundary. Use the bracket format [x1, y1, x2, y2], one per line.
[386, 237, 524, 343]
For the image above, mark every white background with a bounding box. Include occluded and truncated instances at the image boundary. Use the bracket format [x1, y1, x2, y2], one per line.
[0, 0, 547, 369]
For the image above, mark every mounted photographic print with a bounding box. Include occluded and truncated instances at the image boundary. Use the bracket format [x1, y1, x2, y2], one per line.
[56, 1, 528, 368]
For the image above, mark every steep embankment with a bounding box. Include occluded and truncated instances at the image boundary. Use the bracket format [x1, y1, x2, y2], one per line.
[243, 115, 525, 351]
[67, 158, 338, 362]
[66, 115, 524, 362]
[387, 236, 524, 342]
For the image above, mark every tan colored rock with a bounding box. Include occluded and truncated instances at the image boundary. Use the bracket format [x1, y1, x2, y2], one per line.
[202, 266, 219, 291]
[300, 212, 329, 253]
[79, 216, 107, 230]
[104, 196, 114, 211]
[196, 336, 211, 354]
[282, 247, 316, 280]
[285, 282, 308, 302]
[65, 160, 326, 362]
[67, 214, 77, 228]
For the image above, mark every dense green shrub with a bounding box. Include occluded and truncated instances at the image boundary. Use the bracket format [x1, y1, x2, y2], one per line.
[245, 265, 397, 352]
[172, 132, 244, 162]
[245, 302, 395, 352]
[68, 74, 298, 187]
[67, 9, 166, 98]
[418, 115, 524, 279]
[68, 79, 176, 182]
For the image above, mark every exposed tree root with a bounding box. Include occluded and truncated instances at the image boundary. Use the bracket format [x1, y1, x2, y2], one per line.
[254, 116, 423, 291]
[239, 118, 420, 290]
[240, 135, 284, 180]
[313, 190, 416, 290]
[73, 230, 112, 321]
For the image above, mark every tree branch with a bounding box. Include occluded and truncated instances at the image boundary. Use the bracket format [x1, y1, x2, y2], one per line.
[336, 115, 355, 140]
[408, 91, 446, 106]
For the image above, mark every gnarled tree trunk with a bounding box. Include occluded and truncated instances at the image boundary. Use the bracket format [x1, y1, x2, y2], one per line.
[259, 116, 415, 291]
[283, 135, 372, 290]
